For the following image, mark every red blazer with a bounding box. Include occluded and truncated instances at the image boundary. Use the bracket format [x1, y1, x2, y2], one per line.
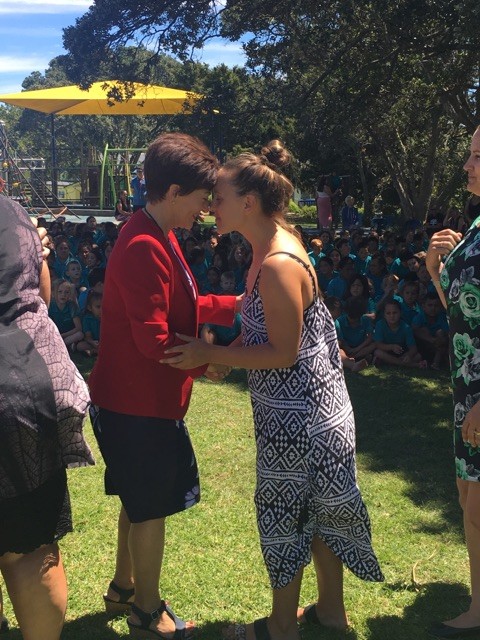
[89, 211, 236, 419]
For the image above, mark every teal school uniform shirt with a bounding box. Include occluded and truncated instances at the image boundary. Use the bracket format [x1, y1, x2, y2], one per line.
[411, 310, 448, 336]
[335, 314, 372, 348]
[327, 276, 348, 298]
[367, 273, 385, 301]
[82, 313, 101, 341]
[354, 255, 371, 275]
[399, 298, 420, 325]
[373, 318, 416, 348]
[48, 300, 79, 333]
[389, 258, 410, 279]
[308, 251, 325, 269]
[206, 313, 242, 346]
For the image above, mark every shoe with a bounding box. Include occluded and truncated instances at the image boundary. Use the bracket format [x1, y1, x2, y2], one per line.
[0, 617, 9, 634]
[103, 580, 135, 616]
[429, 621, 480, 637]
[298, 604, 348, 631]
[127, 601, 195, 639]
[224, 617, 271, 640]
[302, 604, 321, 625]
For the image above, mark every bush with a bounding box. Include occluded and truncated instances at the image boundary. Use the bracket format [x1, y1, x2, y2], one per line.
[288, 199, 301, 214]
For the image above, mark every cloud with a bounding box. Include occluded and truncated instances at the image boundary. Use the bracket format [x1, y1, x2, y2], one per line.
[0, 26, 59, 38]
[0, 55, 49, 74]
[0, 0, 91, 14]
[195, 40, 247, 67]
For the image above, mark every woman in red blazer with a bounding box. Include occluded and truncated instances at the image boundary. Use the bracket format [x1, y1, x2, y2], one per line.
[88, 133, 238, 639]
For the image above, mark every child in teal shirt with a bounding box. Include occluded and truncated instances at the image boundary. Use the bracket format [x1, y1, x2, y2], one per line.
[374, 299, 427, 369]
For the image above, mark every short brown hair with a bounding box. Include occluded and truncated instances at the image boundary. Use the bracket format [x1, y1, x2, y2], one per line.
[144, 132, 218, 202]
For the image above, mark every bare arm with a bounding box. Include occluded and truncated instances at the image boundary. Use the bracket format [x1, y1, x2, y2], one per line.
[161, 256, 307, 370]
[39, 260, 51, 306]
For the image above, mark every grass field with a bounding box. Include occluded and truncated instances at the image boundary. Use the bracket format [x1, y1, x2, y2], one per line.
[2, 363, 469, 640]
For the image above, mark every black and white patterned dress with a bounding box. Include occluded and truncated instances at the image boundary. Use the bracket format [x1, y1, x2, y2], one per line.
[242, 252, 383, 589]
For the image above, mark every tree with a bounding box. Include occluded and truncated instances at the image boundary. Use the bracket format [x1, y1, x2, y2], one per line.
[63, 0, 480, 219]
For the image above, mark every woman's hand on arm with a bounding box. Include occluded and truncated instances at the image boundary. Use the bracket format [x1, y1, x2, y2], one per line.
[205, 363, 232, 381]
[161, 255, 305, 371]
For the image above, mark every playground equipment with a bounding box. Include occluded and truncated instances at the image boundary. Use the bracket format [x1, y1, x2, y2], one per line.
[0, 120, 73, 217]
[99, 144, 146, 209]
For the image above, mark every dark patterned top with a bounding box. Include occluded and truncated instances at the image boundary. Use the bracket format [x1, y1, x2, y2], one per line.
[0, 196, 94, 501]
[440, 215, 480, 480]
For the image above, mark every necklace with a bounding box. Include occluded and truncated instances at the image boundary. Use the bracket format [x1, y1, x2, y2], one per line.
[143, 206, 165, 233]
[143, 208, 197, 299]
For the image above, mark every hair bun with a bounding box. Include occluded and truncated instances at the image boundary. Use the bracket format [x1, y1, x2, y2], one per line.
[260, 139, 291, 171]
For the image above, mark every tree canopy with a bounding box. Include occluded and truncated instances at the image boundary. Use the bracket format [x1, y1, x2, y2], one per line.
[2, 0, 475, 218]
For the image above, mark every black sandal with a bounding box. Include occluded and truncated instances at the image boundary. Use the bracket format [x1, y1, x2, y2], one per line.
[103, 580, 135, 616]
[127, 601, 194, 639]
[302, 604, 320, 625]
[229, 617, 272, 640]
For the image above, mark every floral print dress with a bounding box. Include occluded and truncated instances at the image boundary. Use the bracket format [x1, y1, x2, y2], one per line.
[441, 215, 480, 480]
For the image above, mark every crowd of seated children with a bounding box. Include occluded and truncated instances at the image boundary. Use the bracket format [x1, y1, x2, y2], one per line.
[64, 258, 88, 297]
[201, 271, 242, 346]
[336, 297, 376, 369]
[39, 216, 112, 357]
[77, 290, 102, 357]
[301, 219, 450, 372]
[411, 291, 449, 369]
[48, 278, 84, 353]
[41, 208, 454, 371]
[373, 299, 427, 369]
[178, 226, 251, 298]
[176, 226, 252, 346]
[327, 256, 355, 298]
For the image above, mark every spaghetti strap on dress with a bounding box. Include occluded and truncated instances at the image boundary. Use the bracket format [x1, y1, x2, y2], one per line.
[242, 251, 383, 589]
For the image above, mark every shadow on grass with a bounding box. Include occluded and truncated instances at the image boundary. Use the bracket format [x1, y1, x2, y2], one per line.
[3, 613, 123, 640]
[345, 366, 462, 536]
[61, 613, 123, 639]
[366, 581, 469, 640]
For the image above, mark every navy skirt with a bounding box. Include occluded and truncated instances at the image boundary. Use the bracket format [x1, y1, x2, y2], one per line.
[90, 407, 200, 523]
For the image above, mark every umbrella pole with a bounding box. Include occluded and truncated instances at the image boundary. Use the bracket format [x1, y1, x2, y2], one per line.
[50, 114, 58, 204]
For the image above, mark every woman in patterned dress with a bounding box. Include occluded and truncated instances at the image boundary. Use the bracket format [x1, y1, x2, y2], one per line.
[0, 197, 94, 640]
[427, 127, 480, 638]
[162, 144, 383, 640]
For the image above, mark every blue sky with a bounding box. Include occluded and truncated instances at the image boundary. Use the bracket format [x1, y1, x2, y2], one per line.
[0, 0, 247, 95]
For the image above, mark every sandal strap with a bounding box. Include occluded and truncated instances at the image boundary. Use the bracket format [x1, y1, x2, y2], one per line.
[109, 580, 135, 602]
[253, 618, 272, 640]
[304, 604, 320, 625]
[165, 602, 187, 633]
[131, 601, 167, 627]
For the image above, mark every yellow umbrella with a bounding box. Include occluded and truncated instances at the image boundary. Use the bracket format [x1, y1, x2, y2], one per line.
[0, 81, 201, 203]
[0, 81, 199, 115]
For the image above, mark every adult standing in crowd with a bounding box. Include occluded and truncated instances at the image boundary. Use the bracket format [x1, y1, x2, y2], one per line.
[315, 179, 334, 230]
[0, 197, 94, 640]
[427, 126, 480, 638]
[115, 189, 133, 222]
[162, 143, 383, 640]
[130, 166, 147, 213]
[88, 133, 239, 639]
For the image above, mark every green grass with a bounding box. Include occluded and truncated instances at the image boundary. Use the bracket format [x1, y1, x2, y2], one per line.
[2, 364, 469, 640]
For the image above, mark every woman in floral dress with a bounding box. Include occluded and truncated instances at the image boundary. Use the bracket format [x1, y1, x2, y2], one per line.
[427, 126, 480, 638]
